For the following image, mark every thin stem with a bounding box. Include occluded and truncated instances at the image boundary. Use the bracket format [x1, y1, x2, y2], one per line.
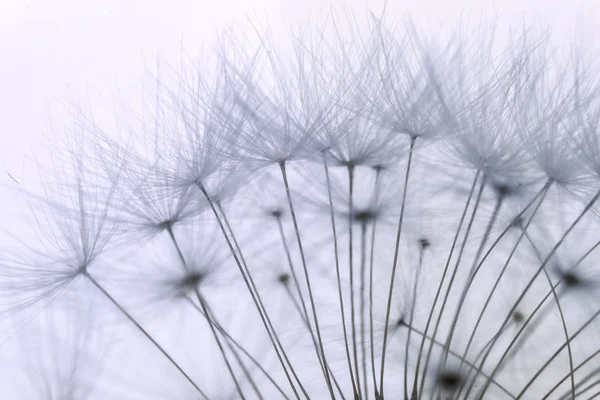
[215, 199, 311, 399]
[369, 167, 382, 398]
[322, 153, 358, 398]
[165, 226, 245, 399]
[347, 164, 362, 398]
[279, 161, 335, 399]
[418, 173, 486, 398]
[515, 307, 600, 399]
[394, 321, 515, 399]
[474, 188, 600, 397]
[575, 382, 600, 400]
[199, 185, 304, 400]
[441, 192, 504, 365]
[275, 217, 311, 325]
[282, 284, 348, 400]
[470, 193, 504, 273]
[205, 305, 263, 399]
[196, 293, 247, 399]
[456, 180, 552, 385]
[464, 180, 552, 285]
[379, 136, 416, 399]
[522, 229, 575, 400]
[359, 219, 368, 400]
[275, 215, 328, 379]
[557, 366, 600, 400]
[410, 170, 481, 400]
[541, 350, 600, 400]
[404, 242, 424, 400]
[185, 296, 290, 400]
[83, 272, 208, 399]
[463, 278, 559, 400]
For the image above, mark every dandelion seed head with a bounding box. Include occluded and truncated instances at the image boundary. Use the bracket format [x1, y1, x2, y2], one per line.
[277, 273, 290, 285]
[157, 219, 175, 231]
[512, 310, 525, 324]
[556, 268, 579, 289]
[352, 209, 378, 224]
[269, 209, 284, 219]
[435, 369, 464, 393]
[178, 271, 206, 292]
[5, 11, 600, 400]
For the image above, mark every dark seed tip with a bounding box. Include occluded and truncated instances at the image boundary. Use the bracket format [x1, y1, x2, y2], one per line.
[278, 273, 290, 285]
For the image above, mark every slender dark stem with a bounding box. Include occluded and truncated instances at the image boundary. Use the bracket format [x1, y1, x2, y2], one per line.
[403, 242, 424, 400]
[515, 307, 600, 399]
[368, 168, 382, 399]
[569, 382, 600, 400]
[282, 284, 348, 400]
[458, 185, 552, 399]
[359, 219, 368, 400]
[275, 215, 328, 379]
[394, 321, 515, 399]
[322, 153, 358, 398]
[279, 161, 335, 399]
[347, 164, 362, 398]
[541, 348, 600, 400]
[522, 229, 575, 400]
[196, 292, 247, 399]
[410, 170, 480, 400]
[379, 136, 416, 399]
[83, 272, 208, 399]
[555, 366, 600, 400]
[463, 180, 552, 285]
[203, 302, 263, 399]
[470, 193, 504, 272]
[464, 279, 559, 400]
[275, 216, 311, 324]
[185, 297, 288, 400]
[441, 192, 504, 365]
[165, 226, 245, 399]
[589, 390, 600, 400]
[418, 173, 486, 398]
[199, 185, 304, 400]
[473, 188, 600, 397]
[215, 198, 311, 399]
[454, 180, 553, 399]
